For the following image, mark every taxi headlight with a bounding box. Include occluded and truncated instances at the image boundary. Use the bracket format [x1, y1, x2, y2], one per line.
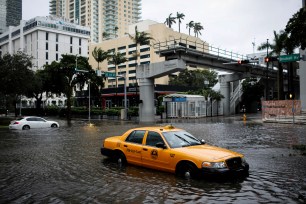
[202, 161, 227, 169]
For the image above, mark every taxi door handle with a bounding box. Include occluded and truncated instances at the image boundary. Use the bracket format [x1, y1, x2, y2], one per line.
[124, 145, 128, 147]
[143, 148, 148, 151]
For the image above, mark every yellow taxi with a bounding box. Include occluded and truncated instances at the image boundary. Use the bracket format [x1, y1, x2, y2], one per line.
[101, 125, 249, 179]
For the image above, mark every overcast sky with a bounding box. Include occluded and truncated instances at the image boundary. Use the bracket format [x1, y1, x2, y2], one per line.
[23, 0, 302, 55]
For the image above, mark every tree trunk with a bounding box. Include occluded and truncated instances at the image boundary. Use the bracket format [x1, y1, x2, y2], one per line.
[66, 87, 73, 120]
[277, 62, 284, 100]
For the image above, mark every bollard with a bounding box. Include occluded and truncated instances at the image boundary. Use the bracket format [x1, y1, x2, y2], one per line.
[243, 114, 247, 121]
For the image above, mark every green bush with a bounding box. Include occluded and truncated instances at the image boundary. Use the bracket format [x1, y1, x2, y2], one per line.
[105, 109, 120, 116]
[128, 107, 139, 117]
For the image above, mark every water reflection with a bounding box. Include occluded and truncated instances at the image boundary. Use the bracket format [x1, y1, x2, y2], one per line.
[0, 116, 305, 203]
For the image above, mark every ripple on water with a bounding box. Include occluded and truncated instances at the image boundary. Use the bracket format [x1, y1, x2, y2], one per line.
[0, 119, 305, 203]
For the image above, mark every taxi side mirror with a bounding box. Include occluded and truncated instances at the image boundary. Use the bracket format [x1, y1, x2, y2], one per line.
[156, 142, 166, 149]
[200, 139, 206, 144]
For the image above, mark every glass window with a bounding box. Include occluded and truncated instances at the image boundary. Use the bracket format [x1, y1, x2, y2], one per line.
[128, 44, 136, 48]
[125, 130, 145, 144]
[162, 131, 201, 148]
[146, 131, 164, 147]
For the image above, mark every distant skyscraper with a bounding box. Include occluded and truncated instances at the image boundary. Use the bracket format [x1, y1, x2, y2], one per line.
[49, 0, 141, 43]
[0, 0, 22, 34]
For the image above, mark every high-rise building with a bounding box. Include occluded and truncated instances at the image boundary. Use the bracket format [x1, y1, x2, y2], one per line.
[0, 16, 90, 70]
[88, 20, 208, 89]
[49, 0, 141, 43]
[0, 16, 91, 107]
[0, 0, 22, 34]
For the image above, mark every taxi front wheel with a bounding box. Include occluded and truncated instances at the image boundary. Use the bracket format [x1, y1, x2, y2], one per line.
[176, 162, 198, 179]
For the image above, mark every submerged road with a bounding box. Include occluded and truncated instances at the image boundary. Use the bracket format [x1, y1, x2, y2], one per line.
[0, 115, 305, 203]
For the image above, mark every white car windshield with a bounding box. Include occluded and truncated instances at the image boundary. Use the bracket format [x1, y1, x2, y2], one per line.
[162, 131, 201, 148]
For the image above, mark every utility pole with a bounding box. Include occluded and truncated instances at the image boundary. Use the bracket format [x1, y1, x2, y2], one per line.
[266, 39, 269, 100]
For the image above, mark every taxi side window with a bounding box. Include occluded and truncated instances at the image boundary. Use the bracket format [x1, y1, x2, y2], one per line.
[125, 130, 145, 144]
[146, 131, 164, 147]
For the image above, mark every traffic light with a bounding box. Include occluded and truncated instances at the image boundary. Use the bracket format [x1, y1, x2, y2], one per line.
[237, 59, 250, 64]
[265, 56, 278, 62]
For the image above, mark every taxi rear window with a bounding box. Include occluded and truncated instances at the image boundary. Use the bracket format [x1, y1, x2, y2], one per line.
[126, 130, 145, 144]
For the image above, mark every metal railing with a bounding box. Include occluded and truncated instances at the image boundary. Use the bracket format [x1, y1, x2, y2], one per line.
[153, 38, 248, 62]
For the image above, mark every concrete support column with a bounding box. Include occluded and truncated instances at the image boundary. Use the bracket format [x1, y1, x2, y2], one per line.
[220, 81, 230, 116]
[138, 77, 155, 122]
[300, 49, 306, 111]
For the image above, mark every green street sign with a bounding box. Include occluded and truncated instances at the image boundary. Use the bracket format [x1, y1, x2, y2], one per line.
[104, 72, 116, 78]
[279, 54, 300, 63]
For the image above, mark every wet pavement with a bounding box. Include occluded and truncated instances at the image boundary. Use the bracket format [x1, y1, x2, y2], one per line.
[0, 114, 306, 203]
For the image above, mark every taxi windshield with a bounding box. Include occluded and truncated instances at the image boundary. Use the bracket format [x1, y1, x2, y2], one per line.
[162, 131, 201, 148]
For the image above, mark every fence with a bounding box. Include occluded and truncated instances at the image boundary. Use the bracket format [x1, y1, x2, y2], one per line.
[262, 100, 301, 120]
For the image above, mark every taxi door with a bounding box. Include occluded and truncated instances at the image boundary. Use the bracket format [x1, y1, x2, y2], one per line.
[141, 131, 173, 172]
[122, 130, 146, 166]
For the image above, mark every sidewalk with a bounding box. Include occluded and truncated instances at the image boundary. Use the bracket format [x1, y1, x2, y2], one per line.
[263, 114, 306, 125]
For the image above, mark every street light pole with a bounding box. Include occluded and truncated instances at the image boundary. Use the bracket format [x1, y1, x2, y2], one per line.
[124, 74, 127, 120]
[266, 39, 269, 100]
[88, 79, 91, 123]
[290, 94, 295, 124]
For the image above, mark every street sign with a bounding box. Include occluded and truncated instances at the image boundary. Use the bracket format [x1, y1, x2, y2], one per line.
[279, 54, 300, 63]
[104, 72, 116, 78]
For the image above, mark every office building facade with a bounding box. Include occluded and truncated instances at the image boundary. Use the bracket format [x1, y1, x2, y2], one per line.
[0, 0, 22, 34]
[0, 15, 90, 70]
[50, 0, 141, 43]
[88, 20, 208, 108]
[0, 15, 91, 107]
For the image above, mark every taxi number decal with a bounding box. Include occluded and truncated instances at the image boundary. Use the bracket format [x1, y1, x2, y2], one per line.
[127, 148, 141, 154]
[116, 142, 121, 147]
[170, 153, 175, 158]
[151, 149, 158, 159]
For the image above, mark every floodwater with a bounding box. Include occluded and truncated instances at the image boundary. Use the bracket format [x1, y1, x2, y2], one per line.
[0, 115, 305, 203]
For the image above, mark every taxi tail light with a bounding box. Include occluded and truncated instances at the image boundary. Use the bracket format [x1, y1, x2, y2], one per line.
[13, 121, 20, 125]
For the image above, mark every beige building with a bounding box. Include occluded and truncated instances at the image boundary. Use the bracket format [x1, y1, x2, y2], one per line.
[89, 20, 208, 88]
[49, 0, 141, 43]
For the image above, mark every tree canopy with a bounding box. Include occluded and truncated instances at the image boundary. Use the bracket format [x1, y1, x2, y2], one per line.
[285, 7, 306, 50]
[0, 52, 34, 115]
[169, 69, 218, 89]
[44, 54, 94, 119]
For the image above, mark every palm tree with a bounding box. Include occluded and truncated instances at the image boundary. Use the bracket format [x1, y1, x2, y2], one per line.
[200, 89, 224, 116]
[176, 12, 185, 33]
[258, 30, 287, 100]
[164, 13, 176, 28]
[127, 26, 153, 66]
[109, 51, 127, 89]
[193, 22, 204, 37]
[102, 32, 109, 40]
[92, 47, 110, 70]
[186, 21, 194, 35]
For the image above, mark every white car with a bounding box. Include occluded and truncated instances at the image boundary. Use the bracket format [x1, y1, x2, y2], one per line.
[9, 116, 60, 130]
